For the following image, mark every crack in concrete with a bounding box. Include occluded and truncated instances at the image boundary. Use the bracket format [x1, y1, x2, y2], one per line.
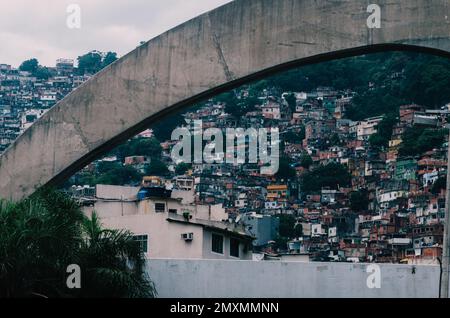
[72, 120, 93, 151]
[211, 31, 234, 82]
[65, 111, 93, 153]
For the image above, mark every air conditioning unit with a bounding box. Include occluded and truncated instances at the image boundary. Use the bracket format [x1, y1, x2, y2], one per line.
[181, 233, 194, 241]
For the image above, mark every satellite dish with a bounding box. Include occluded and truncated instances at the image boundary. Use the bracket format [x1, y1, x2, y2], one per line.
[235, 215, 242, 223]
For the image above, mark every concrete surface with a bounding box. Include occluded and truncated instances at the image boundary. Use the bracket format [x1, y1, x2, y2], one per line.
[146, 259, 443, 298]
[1, 0, 450, 200]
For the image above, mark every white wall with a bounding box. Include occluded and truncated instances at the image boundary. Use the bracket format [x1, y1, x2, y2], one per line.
[95, 212, 204, 259]
[147, 259, 443, 298]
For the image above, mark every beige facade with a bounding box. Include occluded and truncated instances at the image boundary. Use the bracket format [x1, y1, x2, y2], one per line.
[83, 185, 253, 260]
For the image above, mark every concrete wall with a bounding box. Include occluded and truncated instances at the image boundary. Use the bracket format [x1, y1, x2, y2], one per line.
[1, 0, 450, 200]
[147, 259, 443, 298]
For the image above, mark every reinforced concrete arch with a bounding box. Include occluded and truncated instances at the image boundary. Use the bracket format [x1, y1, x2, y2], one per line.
[1, 0, 450, 200]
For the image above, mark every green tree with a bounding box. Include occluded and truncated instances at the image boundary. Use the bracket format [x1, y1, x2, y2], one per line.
[109, 137, 162, 160]
[145, 159, 169, 176]
[34, 66, 53, 80]
[151, 110, 186, 142]
[77, 51, 103, 75]
[369, 113, 398, 149]
[76, 212, 155, 298]
[284, 93, 297, 112]
[301, 163, 351, 193]
[175, 162, 191, 175]
[399, 127, 448, 157]
[275, 157, 297, 180]
[132, 138, 162, 158]
[284, 128, 305, 144]
[274, 214, 302, 251]
[102, 52, 118, 68]
[431, 176, 446, 194]
[299, 154, 313, 169]
[0, 189, 155, 298]
[350, 189, 369, 212]
[96, 163, 142, 185]
[19, 59, 52, 80]
[19, 58, 39, 73]
[278, 214, 303, 238]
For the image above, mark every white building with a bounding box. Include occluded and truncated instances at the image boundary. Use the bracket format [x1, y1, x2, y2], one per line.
[377, 189, 408, 204]
[82, 184, 253, 260]
[356, 116, 383, 141]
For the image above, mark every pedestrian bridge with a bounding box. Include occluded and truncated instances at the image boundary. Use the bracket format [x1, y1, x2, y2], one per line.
[1, 0, 450, 200]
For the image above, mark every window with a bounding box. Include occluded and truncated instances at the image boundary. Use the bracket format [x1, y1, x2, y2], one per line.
[211, 233, 224, 254]
[155, 203, 165, 212]
[230, 238, 240, 258]
[133, 235, 148, 253]
[169, 209, 177, 213]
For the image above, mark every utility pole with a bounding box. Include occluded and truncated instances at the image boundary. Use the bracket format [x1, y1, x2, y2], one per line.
[441, 130, 450, 298]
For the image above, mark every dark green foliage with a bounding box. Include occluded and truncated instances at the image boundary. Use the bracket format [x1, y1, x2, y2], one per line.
[218, 91, 259, 118]
[95, 163, 142, 186]
[0, 189, 155, 298]
[34, 67, 53, 80]
[328, 133, 342, 147]
[431, 176, 446, 194]
[77, 51, 119, 75]
[111, 138, 162, 160]
[275, 157, 297, 180]
[258, 52, 450, 120]
[284, 93, 297, 112]
[77, 51, 102, 75]
[398, 127, 448, 157]
[151, 112, 185, 141]
[278, 214, 303, 238]
[369, 113, 398, 149]
[19, 58, 39, 73]
[102, 52, 118, 68]
[274, 214, 302, 251]
[350, 189, 369, 212]
[69, 137, 163, 187]
[299, 154, 313, 169]
[284, 129, 305, 144]
[347, 89, 406, 121]
[19, 58, 53, 80]
[75, 213, 155, 298]
[301, 163, 351, 193]
[401, 55, 450, 108]
[145, 159, 169, 176]
[175, 163, 191, 175]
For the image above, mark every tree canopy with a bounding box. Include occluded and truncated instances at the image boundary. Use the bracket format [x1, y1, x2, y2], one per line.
[19, 58, 39, 73]
[398, 127, 448, 157]
[77, 51, 118, 75]
[301, 163, 351, 193]
[369, 113, 398, 149]
[0, 189, 155, 298]
[257, 51, 450, 120]
[19, 58, 53, 80]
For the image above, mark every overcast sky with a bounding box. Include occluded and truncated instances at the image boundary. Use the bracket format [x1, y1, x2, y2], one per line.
[0, 0, 233, 68]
